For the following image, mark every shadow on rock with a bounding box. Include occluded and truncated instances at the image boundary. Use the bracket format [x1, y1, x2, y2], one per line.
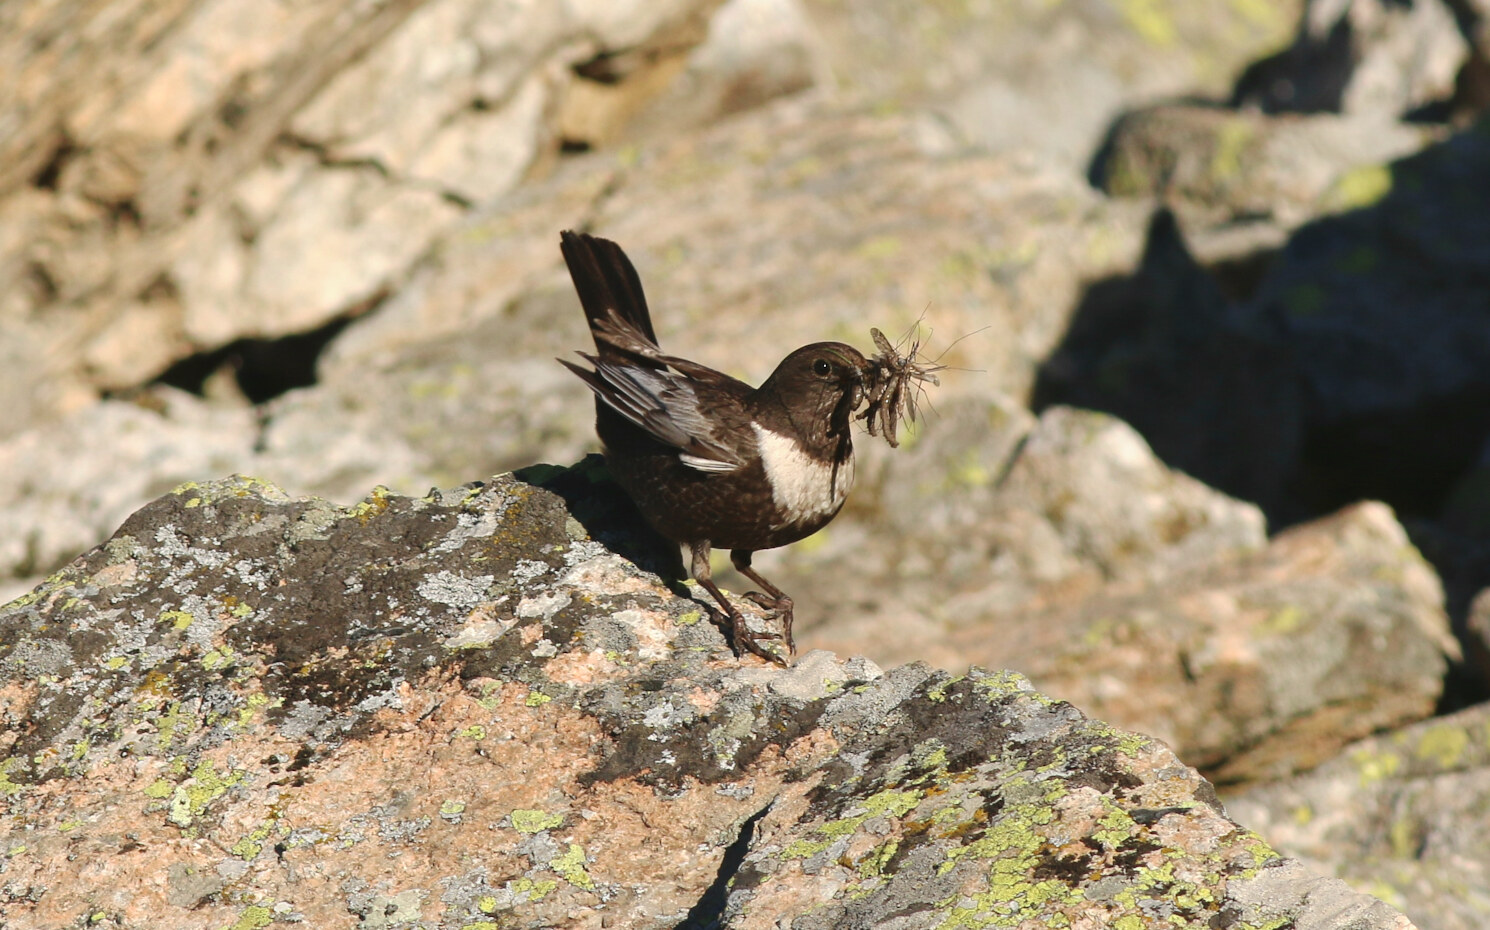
[514, 454, 687, 586]
[1041, 119, 1490, 700]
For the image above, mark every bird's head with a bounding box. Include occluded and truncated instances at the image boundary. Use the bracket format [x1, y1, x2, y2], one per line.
[755, 342, 871, 442]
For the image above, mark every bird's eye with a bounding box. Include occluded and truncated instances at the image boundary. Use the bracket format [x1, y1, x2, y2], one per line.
[813, 359, 832, 376]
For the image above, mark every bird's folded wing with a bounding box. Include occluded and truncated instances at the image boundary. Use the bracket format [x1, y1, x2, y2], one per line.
[559, 355, 745, 472]
[588, 307, 733, 381]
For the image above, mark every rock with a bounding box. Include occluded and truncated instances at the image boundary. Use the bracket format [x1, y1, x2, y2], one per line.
[1047, 118, 1490, 540]
[603, 0, 825, 144]
[0, 95, 1165, 594]
[1227, 701, 1490, 930]
[946, 501, 1454, 786]
[789, 380, 1455, 786]
[1467, 587, 1490, 680]
[0, 0, 729, 437]
[0, 389, 256, 602]
[804, 0, 1302, 173]
[1243, 121, 1490, 422]
[0, 466, 1416, 930]
[1234, 118, 1490, 534]
[786, 402, 1268, 666]
[1094, 104, 1432, 229]
[1034, 207, 1314, 519]
[1234, 0, 1467, 117]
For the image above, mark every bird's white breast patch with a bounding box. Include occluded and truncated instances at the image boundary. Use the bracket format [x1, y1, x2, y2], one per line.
[752, 424, 854, 527]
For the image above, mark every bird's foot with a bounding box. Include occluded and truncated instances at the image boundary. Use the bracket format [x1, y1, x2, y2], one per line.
[729, 607, 790, 666]
[742, 592, 795, 657]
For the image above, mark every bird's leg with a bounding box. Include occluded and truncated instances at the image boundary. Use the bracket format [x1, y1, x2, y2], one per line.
[730, 550, 796, 657]
[691, 543, 786, 666]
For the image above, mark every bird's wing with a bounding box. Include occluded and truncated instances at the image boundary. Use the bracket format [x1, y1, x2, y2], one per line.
[560, 354, 748, 472]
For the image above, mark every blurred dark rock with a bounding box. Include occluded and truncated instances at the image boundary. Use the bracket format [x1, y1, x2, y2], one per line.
[1233, 0, 1466, 117]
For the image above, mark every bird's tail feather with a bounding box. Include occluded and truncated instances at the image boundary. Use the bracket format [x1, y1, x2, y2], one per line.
[560, 230, 659, 349]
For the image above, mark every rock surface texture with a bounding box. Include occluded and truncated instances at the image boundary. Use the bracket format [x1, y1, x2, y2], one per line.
[3, 0, 1490, 927]
[0, 472, 1416, 930]
[1228, 702, 1490, 930]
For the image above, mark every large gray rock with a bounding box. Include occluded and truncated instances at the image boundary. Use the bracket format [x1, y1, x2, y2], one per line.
[804, 0, 1302, 172]
[789, 403, 1269, 662]
[0, 0, 730, 435]
[1228, 701, 1490, 930]
[1095, 104, 1432, 229]
[0, 468, 1416, 930]
[939, 499, 1453, 786]
[0, 390, 257, 599]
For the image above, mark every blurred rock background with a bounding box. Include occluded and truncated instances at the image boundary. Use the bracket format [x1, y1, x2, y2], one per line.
[2, 0, 1489, 926]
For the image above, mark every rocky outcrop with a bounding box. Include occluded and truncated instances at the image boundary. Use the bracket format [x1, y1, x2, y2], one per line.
[0, 0, 736, 434]
[801, 405, 1456, 786]
[1228, 702, 1490, 930]
[4, 0, 1490, 923]
[0, 470, 1415, 929]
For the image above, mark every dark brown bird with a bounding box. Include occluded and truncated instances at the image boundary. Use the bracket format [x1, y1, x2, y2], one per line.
[558, 230, 870, 664]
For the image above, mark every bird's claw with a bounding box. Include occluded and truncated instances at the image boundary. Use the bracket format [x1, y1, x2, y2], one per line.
[730, 608, 789, 667]
[742, 592, 796, 657]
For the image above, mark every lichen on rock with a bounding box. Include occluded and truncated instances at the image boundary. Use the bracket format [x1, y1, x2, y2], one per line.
[0, 464, 1415, 929]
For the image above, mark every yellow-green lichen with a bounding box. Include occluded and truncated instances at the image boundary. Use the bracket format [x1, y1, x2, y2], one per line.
[1414, 723, 1469, 770]
[927, 676, 966, 703]
[201, 646, 236, 671]
[940, 802, 1050, 878]
[459, 725, 487, 740]
[230, 819, 280, 860]
[140, 775, 171, 798]
[1326, 164, 1393, 211]
[349, 486, 393, 524]
[1388, 814, 1419, 859]
[223, 904, 273, 930]
[857, 838, 900, 877]
[1093, 807, 1138, 849]
[864, 789, 923, 819]
[524, 691, 552, 707]
[1209, 118, 1255, 182]
[1353, 747, 1403, 786]
[1085, 722, 1150, 757]
[235, 693, 279, 729]
[510, 877, 557, 902]
[549, 843, 594, 890]
[1260, 605, 1304, 635]
[1119, 0, 1178, 46]
[1335, 245, 1380, 275]
[1283, 283, 1327, 318]
[914, 742, 949, 771]
[510, 809, 565, 834]
[167, 762, 247, 829]
[783, 834, 839, 860]
[974, 671, 1039, 701]
[155, 702, 189, 750]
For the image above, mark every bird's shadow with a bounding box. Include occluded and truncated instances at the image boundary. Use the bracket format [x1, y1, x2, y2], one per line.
[513, 455, 690, 597]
